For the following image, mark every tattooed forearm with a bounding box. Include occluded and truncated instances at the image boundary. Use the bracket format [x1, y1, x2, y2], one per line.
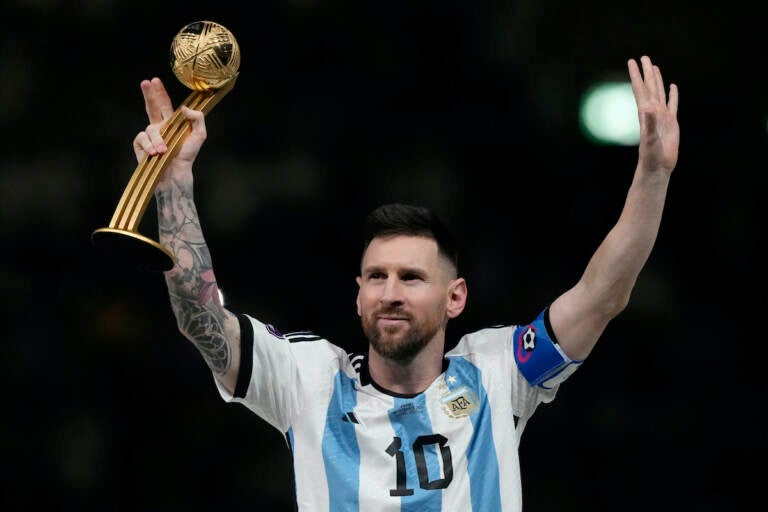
[156, 176, 231, 375]
[170, 290, 231, 374]
[156, 177, 204, 250]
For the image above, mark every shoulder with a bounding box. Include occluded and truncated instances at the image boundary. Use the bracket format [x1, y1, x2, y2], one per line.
[448, 324, 517, 356]
[239, 312, 352, 364]
[445, 324, 518, 378]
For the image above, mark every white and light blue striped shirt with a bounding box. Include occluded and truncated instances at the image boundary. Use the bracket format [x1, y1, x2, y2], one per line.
[215, 309, 579, 511]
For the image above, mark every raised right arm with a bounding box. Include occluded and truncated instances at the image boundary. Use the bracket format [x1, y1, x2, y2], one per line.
[134, 77, 241, 393]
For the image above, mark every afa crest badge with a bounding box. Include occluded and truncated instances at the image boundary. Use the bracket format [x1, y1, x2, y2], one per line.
[440, 386, 479, 419]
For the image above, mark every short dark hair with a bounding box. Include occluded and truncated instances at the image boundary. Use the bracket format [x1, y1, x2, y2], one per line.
[362, 203, 459, 272]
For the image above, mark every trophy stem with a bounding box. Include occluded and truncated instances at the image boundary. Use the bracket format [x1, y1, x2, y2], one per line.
[91, 76, 237, 272]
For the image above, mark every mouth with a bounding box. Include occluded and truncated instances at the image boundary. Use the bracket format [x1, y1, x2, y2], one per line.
[376, 314, 409, 327]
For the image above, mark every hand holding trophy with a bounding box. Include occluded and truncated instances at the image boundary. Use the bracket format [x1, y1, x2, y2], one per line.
[92, 20, 240, 272]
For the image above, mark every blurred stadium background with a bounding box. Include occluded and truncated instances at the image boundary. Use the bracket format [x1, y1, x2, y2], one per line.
[1, 1, 764, 510]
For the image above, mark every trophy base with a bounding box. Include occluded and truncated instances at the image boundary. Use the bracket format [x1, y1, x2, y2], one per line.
[91, 228, 174, 272]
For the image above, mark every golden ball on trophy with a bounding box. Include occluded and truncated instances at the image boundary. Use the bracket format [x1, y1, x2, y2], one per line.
[170, 20, 241, 91]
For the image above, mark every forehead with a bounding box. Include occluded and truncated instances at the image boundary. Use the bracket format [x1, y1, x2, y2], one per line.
[361, 235, 440, 270]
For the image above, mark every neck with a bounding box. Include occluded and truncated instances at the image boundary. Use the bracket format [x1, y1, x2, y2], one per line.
[367, 338, 445, 395]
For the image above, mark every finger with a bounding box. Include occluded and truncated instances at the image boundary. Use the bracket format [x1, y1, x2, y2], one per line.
[144, 123, 167, 153]
[141, 77, 174, 124]
[667, 83, 679, 117]
[133, 130, 164, 156]
[627, 58, 645, 99]
[640, 55, 656, 98]
[653, 65, 666, 104]
[133, 131, 157, 159]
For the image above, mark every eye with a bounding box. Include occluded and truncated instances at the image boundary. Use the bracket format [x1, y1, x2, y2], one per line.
[368, 271, 386, 280]
[401, 272, 422, 281]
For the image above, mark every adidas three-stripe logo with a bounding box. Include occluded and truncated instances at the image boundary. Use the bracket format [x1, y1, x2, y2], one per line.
[341, 411, 359, 423]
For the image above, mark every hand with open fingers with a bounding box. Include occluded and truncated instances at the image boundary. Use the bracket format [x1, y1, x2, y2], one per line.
[627, 55, 680, 176]
[131, 77, 208, 178]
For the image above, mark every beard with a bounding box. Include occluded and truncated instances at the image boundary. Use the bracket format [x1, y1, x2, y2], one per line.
[361, 307, 442, 363]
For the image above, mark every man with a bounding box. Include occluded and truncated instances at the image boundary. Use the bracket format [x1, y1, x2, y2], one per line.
[134, 55, 679, 510]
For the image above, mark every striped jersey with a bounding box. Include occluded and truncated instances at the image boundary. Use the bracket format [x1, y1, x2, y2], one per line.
[214, 308, 581, 511]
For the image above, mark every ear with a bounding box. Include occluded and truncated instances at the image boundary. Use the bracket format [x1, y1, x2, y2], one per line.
[355, 276, 362, 316]
[446, 277, 467, 319]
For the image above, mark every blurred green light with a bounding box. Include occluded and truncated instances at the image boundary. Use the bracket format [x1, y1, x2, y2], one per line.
[579, 82, 639, 145]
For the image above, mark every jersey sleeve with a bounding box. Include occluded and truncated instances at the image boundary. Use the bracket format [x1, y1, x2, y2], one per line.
[213, 313, 349, 434]
[212, 313, 303, 432]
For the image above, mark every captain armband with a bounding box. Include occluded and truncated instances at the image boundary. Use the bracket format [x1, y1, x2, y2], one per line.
[513, 308, 583, 389]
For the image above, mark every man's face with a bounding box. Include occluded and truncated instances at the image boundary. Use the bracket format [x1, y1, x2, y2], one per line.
[356, 235, 457, 363]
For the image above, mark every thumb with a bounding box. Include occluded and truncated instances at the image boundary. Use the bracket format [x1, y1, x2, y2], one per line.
[181, 106, 207, 139]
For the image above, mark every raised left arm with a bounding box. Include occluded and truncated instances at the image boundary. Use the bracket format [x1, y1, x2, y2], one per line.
[549, 55, 680, 361]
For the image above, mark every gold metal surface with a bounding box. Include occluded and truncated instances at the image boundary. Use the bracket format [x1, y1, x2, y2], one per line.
[91, 21, 240, 272]
[171, 20, 240, 91]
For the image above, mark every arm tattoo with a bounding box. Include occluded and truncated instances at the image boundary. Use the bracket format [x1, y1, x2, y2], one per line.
[156, 177, 231, 375]
[169, 289, 230, 374]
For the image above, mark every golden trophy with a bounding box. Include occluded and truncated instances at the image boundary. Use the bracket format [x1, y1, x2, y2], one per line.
[91, 20, 240, 272]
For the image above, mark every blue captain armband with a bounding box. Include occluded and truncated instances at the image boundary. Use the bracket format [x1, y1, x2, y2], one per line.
[513, 308, 583, 389]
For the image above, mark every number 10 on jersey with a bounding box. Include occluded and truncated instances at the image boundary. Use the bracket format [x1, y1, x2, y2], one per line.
[386, 434, 453, 496]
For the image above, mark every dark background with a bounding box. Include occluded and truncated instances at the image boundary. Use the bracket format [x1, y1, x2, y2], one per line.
[2, 1, 765, 511]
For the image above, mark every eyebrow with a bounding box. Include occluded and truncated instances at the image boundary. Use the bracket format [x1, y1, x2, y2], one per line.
[362, 265, 428, 277]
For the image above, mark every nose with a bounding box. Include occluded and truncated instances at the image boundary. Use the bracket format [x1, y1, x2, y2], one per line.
[380, 276, 404, 306]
